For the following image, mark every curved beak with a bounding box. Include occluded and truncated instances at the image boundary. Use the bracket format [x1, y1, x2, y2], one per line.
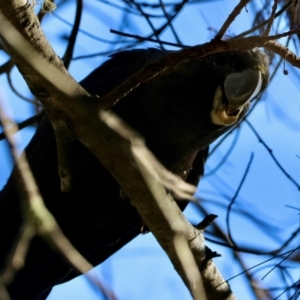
[224, 69, 262, 115]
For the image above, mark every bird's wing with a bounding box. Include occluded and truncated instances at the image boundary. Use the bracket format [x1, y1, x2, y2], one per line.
[80, 48, 172, 96]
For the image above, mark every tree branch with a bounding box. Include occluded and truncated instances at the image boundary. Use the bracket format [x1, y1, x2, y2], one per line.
[214, 0, 250, 40]
[0, 99, 117, 300]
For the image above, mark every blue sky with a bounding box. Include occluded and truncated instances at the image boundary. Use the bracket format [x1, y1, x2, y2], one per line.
[1, 1, 300, 299]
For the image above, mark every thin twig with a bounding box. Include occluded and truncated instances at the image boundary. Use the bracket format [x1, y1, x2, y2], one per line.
[0, 114, 41, 141]
[261, 246, 300, 280]
[0, 277, 10, 300]
[0, 100, 117, 300]
[62, 0, 82, 69]
[206, 220, 300, 257]
[159, 0, 182, 45]
[234, 0, 294, 38]
[214, 0, 250, 40]
[245, 120, 300, 190]
[0, 59, 14, 75]
[53, 12, 125, 44]
[1, 223, 36, 285]
[73, 3, 188, 61]
[224, 247, 300, 283]
[110, 29, 188, 48]
[6, 71, 38, 104]
[267, 27, 300, 40]
[208, 126, 236, 157]
[195, 205, 273, 299]
[205, 127, 241, 177]
[264, 0, 278, 37]
[197, 203, 299, 257]
[130, 0, 165, 49]
[226, 153, 254, 247]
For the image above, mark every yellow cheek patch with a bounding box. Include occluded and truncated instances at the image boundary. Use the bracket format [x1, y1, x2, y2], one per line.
[211, 106, 241, 126]
[210, 87, 241, 126]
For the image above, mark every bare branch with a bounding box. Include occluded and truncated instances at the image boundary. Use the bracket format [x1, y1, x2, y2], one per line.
[265, 39, 300, 68]
[99, 110, 235, 300]
[0, 278, 10, 300]
[235, 0, 294, 38]
[226, 153, 254, 248]
[174, 234, 207, 300]
[245, 120, 300, 190]
[1, 223, 35, 285]
[7, 70, 37, 104]
[0, 114, 40, 141]
[158, 0, 182, 45]
[214, 0, 250, 40]
[62, 0, 82, 69]
[110, 29, 188, 48]
[264, 0, 278, 37]
[100, 110, 196, 199]
[0, 99, 117, 300]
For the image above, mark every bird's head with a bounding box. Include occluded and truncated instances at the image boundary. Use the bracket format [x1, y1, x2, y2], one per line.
[209, 48, 269, 126]
[86, 47, 269, 160]
[138, 48, 269, 155]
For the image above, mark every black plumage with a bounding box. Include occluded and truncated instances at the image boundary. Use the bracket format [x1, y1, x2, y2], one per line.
[0, 48, 269, 299]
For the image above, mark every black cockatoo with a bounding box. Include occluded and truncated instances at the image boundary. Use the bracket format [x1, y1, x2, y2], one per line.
[0, 48, 269, 300]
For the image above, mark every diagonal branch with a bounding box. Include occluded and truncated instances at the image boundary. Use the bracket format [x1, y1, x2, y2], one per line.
[1, 222, 36, 285]
[100, 110, 232, 300]
[264, 0, 278, 37]
[62, 0, 82, 69]
[214, 0, 250, 40]
[0, 100, 117, 300]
